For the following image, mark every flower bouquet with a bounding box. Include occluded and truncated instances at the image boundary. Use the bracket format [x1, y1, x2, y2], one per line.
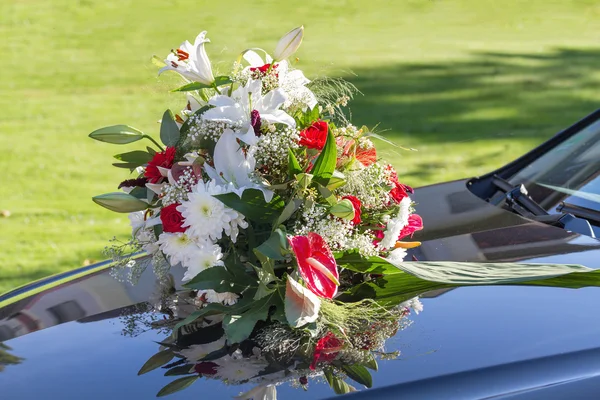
[91, 25, 600, 398]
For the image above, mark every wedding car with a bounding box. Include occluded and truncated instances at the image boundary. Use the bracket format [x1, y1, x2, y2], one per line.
[2, 109, 600, 399]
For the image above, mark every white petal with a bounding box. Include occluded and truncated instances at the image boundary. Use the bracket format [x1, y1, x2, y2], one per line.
[242, 50, 265, 67]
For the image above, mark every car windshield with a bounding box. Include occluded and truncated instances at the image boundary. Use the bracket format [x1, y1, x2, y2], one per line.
[507, 117, 600, 216]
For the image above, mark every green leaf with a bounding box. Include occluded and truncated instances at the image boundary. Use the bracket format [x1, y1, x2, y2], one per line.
[341, 364, 373, 388]
[113, 150, 153, 167]
[311, 130, 337, 184]
[164, 365, 194, 376]
[111, 162, 141, 170]
[213, 189, 284, 223]
[183, 266, 251, 293]
[275, 198, 302, 227]
[335, 251, 404, 276]
[222, 293, 274, 343]
[92, 192, 148, 213]
[128, 186, 148, 200]
[255, 229, 287, 260]
[138, 349, 174, 375]
[160, 110, 180, 147]
[214, 75, 233, 86]
[316, 183, 337, 206]
[388, 261, 592, 285]
[288, 148, 302, 176]
[157, 376, 199, 397]
[173, 303, 230, 332]
[89, 125, 145, 144]
[324, 370, 354, 395]
[364, 354, 378, 371]
[329, 198, 355, 221]
[172, 82, 212, 92]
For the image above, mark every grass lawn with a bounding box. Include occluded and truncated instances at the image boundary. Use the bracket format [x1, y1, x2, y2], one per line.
[2, 0, 600, 293]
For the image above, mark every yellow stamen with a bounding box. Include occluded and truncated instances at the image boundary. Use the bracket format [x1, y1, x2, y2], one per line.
[306, 257, 340, 286]
[394, 241, 421, 249]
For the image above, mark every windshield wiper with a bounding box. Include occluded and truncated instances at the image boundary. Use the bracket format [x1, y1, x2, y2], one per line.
[557, 202, 600, 225]
[491, 175, 548, 217]
[490, 176, 596, 237]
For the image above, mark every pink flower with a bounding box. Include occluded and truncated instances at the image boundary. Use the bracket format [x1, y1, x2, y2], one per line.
[397, 214, 423, 240]
[288, 233, 339, 299]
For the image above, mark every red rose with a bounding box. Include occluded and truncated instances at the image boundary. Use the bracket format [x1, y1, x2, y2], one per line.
[144, 147, 176, 184]
[299, 121, 328, 150]
[342, 195, 362, 225]
[386, 165, 413, 203]
[160, 203, 186, 233]
[310, 332, 343, 370]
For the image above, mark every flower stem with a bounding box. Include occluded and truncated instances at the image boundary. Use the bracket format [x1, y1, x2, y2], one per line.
[143, 135, 165, 151]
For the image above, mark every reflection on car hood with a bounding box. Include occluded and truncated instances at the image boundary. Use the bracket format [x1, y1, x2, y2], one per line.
[1, 180, 600, 399]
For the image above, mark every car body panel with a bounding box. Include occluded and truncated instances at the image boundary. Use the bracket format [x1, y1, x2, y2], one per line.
[2, 177, 600, 399]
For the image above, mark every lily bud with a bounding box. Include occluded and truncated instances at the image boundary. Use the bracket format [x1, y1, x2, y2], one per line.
[274, 26, 304, 61]
[329, 199, 355, 221]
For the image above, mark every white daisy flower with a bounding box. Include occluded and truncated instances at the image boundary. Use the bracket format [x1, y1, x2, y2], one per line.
[156, 232, 198, 266]
[399, 297, 424, 315]
[197, 288, 240, 306]
[387, 247, 407, 263]
[212, 350, 269, 383]
[380, 197, 411, 250]
[181, 244, 225, 282]
[177, 180, 248, 243]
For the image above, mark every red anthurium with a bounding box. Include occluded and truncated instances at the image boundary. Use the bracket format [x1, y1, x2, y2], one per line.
[397, 214, 423, 240]
[288, 233, 339, 299]
[310, 332, 344, 370]
[145, 147, 176, 184]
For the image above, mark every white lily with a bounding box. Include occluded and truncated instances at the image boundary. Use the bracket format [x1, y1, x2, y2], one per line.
[274, 26, 304, 61]
[235, 385, 277, 400]
[243, 50, 317, 110]
[159, 31, 215, 86]
[202, 79, 295, 145]
[204, 129, 273, 202]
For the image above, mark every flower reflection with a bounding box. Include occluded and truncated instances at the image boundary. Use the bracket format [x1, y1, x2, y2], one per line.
[130, 278, 423, 398]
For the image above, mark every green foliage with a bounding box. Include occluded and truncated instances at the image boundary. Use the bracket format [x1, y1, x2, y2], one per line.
[160, 110, 180, 147]
[138, 349, 174, 375]
[213, 189, 285, 223]
[311, 130, 337, 185]
[157, 376, 199, 397]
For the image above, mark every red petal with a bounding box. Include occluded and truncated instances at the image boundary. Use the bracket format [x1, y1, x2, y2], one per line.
[397, 214, 423, 240]
[288, 233, 339, 299]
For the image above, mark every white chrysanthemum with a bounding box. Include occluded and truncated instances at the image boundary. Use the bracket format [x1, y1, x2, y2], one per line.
[182, 244, 225, 282]
[387, 247, 407, 263]
[198, 288, 239, 306]
[380, 197, 411, 250]
[213, 350, 269, 383]
[178, 180, 248, 243]
[179, 337, 227, 361]
[156, 232, 198, 266]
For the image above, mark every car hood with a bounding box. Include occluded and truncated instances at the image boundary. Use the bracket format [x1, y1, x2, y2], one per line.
[1, 180, 600, 399]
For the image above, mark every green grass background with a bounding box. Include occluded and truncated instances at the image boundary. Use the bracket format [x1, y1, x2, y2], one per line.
[2, 0, 600, 293]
